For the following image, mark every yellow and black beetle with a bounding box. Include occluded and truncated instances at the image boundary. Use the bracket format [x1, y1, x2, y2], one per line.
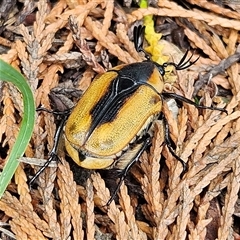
[30, 25, 226, 204]
[63, 26, 226, 203]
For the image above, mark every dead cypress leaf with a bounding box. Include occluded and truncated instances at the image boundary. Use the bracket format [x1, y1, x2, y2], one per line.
[226, 30, 238, 55]
[129, 4, 240, 30]
[194, 202, 212, 240]
[191, 131, 240, 198]
[84, 17, 137, 64]
[45, 0, 67, 23]
[1, 87, 18, 149]
[116, 23, 142, 62]
[44, 52, 83, 69]
[91, 172, 111, 206]
[194, 110, 240, 161]
[119, 183, 147, 239]
[14, 164, 32, 209]
[35, 64, 63, 107]
[162, 100, 179, 143]
[210, 31, 229, 59]
[38, 166, 59, 239]
[214, 122, 232, 146]
[95, 0, 114, 53]
[0, 192, 52, 238]
[10, 217, 46, 240]
[187, 0, 240, 19]
[78, 68, 95, 92]
[140, 121, 163, 225]
[57, 158, 84, 240]
[44, 113, 55, 154]
[59, 170, 72, 239]
[113, 211, 129, 240]
[173, 185, 192, 240]
[207, 174, 231, 201]
[218, 157, 240, 239]
[31, 114, 45, 160]
[176, 108, 188, 151]
[185, 28, 221, 62]
[57, 32, 74, 54]
[69, 15, 105, 74]
[1, 0, 240, 238]
[66, 1, 102, 26]
[92, 173, 126, 238]
[43, 197, 61, 240]
[17, 0, 54, 90]
[0, 48, 18, 64]
[181, 108, 227, 165]
[194, 49, 240, 96]
[86, 178, 95, 240]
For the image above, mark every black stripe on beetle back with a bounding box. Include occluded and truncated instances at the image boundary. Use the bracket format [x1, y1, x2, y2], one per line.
[87, 62, 155, 138]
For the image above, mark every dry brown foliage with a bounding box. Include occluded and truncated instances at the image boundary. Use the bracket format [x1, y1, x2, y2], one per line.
[1, 0, 240, 239]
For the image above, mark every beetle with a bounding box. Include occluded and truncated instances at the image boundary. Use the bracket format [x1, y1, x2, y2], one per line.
[30, 25, 226, 205]
[64, 26, 190, 171]
[63, 25, 226, 204]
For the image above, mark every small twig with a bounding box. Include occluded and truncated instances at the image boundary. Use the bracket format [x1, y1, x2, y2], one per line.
[194, 45, 240, 95]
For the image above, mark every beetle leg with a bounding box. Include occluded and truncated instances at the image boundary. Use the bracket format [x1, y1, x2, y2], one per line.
[29, 113, 69, 186]
[162, 114, 188, 173]
[162, 92, 227, 114]
[106, 137, 152, 206]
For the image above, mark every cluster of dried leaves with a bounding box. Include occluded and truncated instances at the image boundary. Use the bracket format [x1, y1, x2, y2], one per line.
[1, 0, 240, 239]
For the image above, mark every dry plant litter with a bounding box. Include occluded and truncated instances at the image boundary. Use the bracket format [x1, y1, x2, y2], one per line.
[0, 0, 240, 239]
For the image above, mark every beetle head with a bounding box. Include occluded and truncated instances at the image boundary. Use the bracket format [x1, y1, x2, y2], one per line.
[133, 25, 198, 77]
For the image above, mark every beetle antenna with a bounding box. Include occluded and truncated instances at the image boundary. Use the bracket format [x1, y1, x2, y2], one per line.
[163, 50, 199, 71]
[133, 25, 150, 60]
[133, 25, 144, 53]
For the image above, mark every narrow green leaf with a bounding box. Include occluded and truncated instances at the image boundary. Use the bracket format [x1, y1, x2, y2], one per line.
[0, 59, 35, 198]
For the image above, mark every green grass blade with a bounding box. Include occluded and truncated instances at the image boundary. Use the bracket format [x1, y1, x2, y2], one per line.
[0, 59, 35, 198]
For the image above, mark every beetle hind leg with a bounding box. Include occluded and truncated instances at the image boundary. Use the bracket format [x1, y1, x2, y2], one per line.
[106, 136, 151, 206]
